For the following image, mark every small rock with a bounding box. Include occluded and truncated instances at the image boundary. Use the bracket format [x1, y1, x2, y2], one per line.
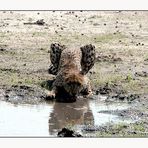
[0, 48, 6, 51]
[57, 128, 82, 137]
[36, 19, 45, 25]
[139, 24, 142, 28]
[93, 23, 100, 26]
[135, 71, 148, 77]
[5, 94, 9, 98]
[118, 94, 126, 100]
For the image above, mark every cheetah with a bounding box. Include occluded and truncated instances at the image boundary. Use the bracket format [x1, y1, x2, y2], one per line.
[47, 43, 96, 102]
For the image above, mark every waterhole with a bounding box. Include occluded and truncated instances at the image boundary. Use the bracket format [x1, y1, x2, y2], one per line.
[0, 95, 132, 137]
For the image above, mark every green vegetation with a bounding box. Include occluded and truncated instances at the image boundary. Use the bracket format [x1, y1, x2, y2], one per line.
[94, 122, 148, 137]
[90, 70, 124, 88]
[93, 33, 126, 43]
[32, 31, 48, 37]
[126, 73, 133, 83]
[0, 69, 49, 87]
[40, 80, 53, 90]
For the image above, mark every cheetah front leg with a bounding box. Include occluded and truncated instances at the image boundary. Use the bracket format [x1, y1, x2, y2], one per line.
[80, 76, 93, 98]
[45, 87, 57, 100]
[86, 81, 93, 97]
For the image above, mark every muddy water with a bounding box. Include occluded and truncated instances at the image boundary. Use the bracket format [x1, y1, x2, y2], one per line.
[0, 96, 131, 137]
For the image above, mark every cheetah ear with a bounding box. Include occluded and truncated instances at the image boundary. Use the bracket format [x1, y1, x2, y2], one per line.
[48, 43, 66, 75]
[80, 44, 96, 75]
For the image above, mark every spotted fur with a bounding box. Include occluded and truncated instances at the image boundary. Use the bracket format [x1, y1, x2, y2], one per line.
[80, 44, 96, 75]
[48, 43, 65, 75]
[48, 43, 96, 101]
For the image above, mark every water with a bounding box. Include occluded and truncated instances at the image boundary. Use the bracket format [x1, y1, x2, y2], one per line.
[0, 101, 54, 137]
[0, 96, 131, 137]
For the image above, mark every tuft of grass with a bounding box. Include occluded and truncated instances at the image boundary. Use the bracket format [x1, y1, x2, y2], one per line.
[90, 72, 124, 88]
[144, 54, 148, 61]
[95, 122, 148, 137]
[93, 33, 126, 43]
[0, 69, 46, 87]
[0, 32, 7, 38]
[40, 80, 54, 90]
[132, 124, 145, 132]
[32, 32, 48, 37]
[126, 73, 133, 83]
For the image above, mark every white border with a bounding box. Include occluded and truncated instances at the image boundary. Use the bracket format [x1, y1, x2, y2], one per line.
[0, 0, 148, 147]
[0, 0, 148, 10]
[0, 138, 148, 148]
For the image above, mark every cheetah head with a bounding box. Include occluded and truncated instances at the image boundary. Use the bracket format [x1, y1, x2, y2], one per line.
[63, 70, 84, 97]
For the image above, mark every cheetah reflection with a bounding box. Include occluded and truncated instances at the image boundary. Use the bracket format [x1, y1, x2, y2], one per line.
[48, 98, 94, 135]
[47, 43, 96, 102]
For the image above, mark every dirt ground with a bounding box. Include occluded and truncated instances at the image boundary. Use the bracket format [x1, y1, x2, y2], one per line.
[0, 11, 148, 137]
